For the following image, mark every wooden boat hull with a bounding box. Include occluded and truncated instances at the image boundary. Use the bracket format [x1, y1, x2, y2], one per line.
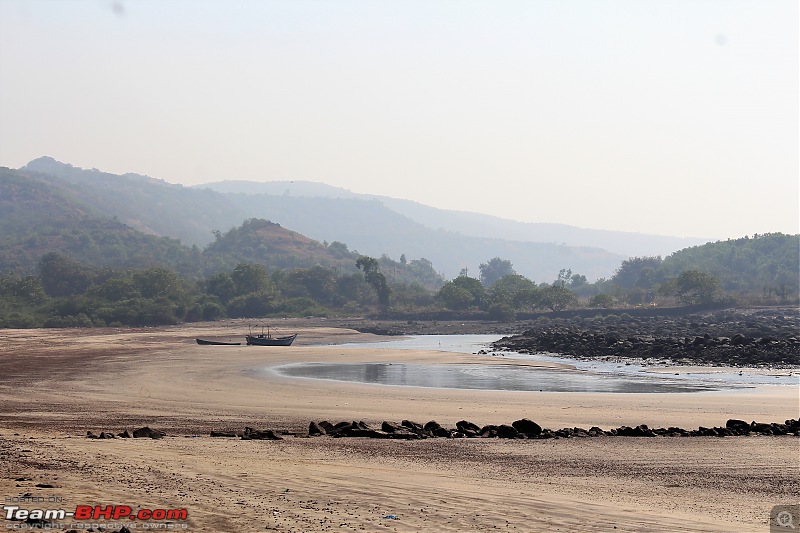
[196, 338, 242, 346]
[245, 333, 297, 346]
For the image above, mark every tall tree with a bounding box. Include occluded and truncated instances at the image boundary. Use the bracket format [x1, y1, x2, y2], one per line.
[435, 283, 475, 310]
[38, 252, 93, 298]
[487, 274, 537, 310]
[356, 255, 391, 306]
[660, 270, 720, 305]
[611, 256, 663, 289]
[539, 285, 578, 311]
[479, 257, 515, 287]
[231, 263, 273, 296]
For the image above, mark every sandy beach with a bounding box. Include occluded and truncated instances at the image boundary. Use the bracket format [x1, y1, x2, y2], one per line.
[1, 319, 798, 532]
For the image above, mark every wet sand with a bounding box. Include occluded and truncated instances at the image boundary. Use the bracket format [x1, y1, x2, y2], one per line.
[1, 319, 798, 532]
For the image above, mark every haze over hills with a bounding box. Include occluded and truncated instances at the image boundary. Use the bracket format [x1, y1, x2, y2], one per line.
[198, 180, 710, 258]
[12, 157, 628, 281]
[10, 157, 731, 283]
[1, 157, 797, 331]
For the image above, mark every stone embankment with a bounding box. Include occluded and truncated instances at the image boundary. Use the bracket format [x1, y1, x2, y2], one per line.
[491, 308, 799, 366]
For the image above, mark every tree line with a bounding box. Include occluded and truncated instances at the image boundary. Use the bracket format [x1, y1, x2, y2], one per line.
[0, 233, 796, 328]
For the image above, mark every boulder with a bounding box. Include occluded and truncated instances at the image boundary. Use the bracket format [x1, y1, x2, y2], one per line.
[318, 421, 337, 433]
[479, 424, 498, 436]
[132, 427, 165, 439]
[308, 422, 326, 436]
[456, 420, 481, 436]
[725, 419, 750, 433]
[423, 420, 442, 432]
[381, 421, 402, 433]
[512, 418, 542, 436]
[401, 420, 424, 431]
[432, 427, 452, 438]
[496, 425, 521, 439]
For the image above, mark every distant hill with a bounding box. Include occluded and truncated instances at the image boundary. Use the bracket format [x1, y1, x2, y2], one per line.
[0, 167, 200, 274]
[660, 233, 799, 293]
[202, 218, 357, 274]
[3, 158, 796, 299]
[199, 179, 709, 257]
[14, 158, 628, 281]
[195, 192, 626, 282]
[22, 157, 249, 246]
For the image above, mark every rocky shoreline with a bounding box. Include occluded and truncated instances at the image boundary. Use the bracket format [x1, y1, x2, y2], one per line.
[491, 307, 800, 366]
[86, 418, 800, 441]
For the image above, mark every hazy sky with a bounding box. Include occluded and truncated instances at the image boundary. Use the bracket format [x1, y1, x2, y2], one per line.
[1, 1, 797, 239]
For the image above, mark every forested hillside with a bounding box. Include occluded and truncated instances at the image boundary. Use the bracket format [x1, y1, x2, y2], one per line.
[607, 233, 799, 305]
[18, 157, 625, 281]
[0, 167, 201, 274]
[660, 234, 799, 295]
[200, 179, 709, 257]
[1, 158, 797, 329]
[22, 157, 250, 246]
[202, 219, 353, 274]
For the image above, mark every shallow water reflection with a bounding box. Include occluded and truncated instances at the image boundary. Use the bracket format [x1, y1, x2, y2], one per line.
[275, 362, 735, 393]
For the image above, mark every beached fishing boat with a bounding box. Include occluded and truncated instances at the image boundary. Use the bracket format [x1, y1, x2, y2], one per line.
[245, 326, 297, 346]
[196, 338, 242, 346]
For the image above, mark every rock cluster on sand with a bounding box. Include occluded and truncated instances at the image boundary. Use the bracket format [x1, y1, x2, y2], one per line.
[86, 419, 800, 441]
[492, 308, 799, 366]
[86, 427, 162, 439]
[299, 418, 800, 439]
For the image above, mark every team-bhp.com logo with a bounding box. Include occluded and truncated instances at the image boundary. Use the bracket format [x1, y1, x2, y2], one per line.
[4, 504, 188, 529]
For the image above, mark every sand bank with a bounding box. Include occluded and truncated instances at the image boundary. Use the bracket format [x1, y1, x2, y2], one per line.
[1, 320, 797, 532]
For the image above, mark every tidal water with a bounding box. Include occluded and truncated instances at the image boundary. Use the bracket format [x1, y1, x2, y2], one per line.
[276, 361, 724, 393]
[270, 335, 797, 393]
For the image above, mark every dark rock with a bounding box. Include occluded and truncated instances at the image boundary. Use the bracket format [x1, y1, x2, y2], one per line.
[339, 428, 390, 439]
[388, 430, 424, 440]
[423, 420, 442, 432]
[572, 427, 590, 437]
[512, 418, 542, 436]
[456, 420, 481, 433]
[432, 427, 452, 438]
[132, 426, 165, 439]
[632, 425, 655, 437]
[496, 425, 521, 439]
[241, 427, 282, 440]
[479, 424, 497, 436]
[381, 421, 401, 433]
[725, 419, 750, 433]
[401, 420, 424, 431]
[308, 421, 325, 436]
[318, 421, 337, 433]
[210, 431, 237, 438]
[750, 422, 773, 434]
